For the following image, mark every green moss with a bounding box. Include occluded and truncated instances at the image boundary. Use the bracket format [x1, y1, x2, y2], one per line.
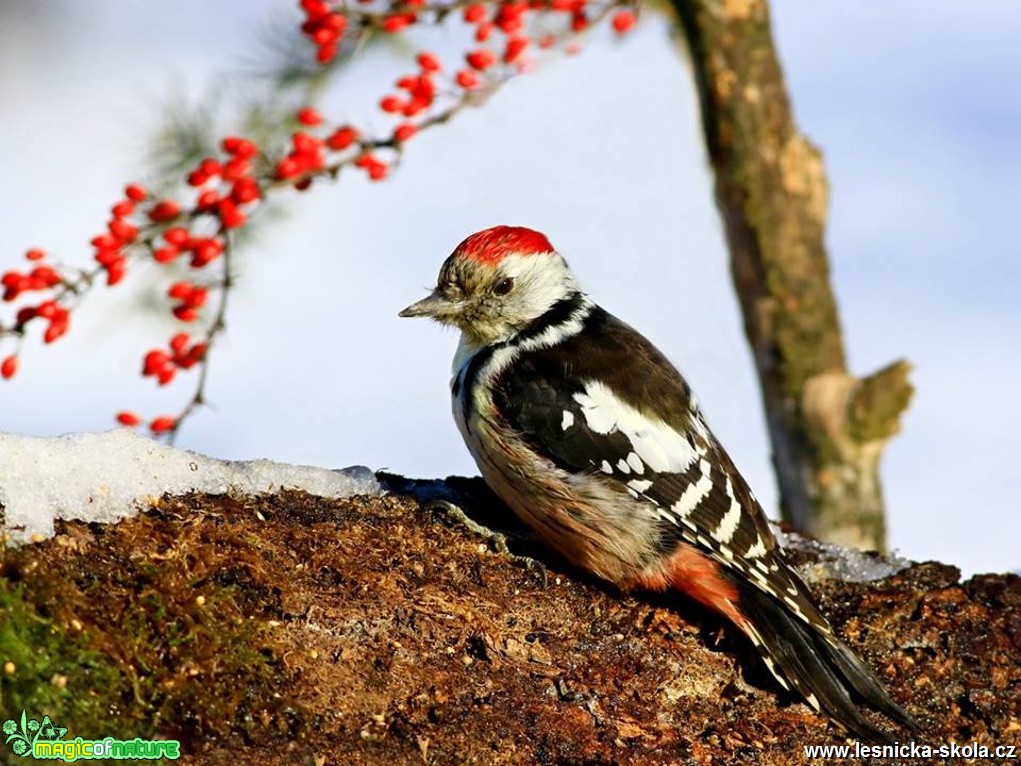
[0, 580, 123, 737]
[2, 522, 293, 750]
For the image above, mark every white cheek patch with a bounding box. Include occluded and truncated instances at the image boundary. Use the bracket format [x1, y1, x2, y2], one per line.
[572, 381, 699, 473]
[498, 253, 581, 336]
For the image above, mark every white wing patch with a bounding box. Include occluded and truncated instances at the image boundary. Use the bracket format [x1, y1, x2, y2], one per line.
[626, 452, 644, 474]
[670, 459, 714, 520]
[745, 537, 768, 558]
[572, 381, 699, 474]
[561, 410, 575, 430]
[714, 478, 743, 544]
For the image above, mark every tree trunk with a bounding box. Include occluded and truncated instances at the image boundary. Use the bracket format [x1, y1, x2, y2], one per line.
[668, 0, 913, 551]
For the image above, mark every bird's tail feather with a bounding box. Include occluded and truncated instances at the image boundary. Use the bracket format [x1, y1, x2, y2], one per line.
[732, 577, 917, 743]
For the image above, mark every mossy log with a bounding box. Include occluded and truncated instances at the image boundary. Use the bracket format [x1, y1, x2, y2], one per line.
[1, 481, 1018, 764]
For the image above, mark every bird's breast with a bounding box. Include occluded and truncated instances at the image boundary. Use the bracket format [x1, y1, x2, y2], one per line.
[449, 347, 663, 584]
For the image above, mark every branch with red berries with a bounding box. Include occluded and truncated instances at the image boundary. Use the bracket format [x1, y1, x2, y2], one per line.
[1, 0, 638, 441]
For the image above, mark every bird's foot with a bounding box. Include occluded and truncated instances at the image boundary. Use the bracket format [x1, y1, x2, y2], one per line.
[423, 499, 548, 588]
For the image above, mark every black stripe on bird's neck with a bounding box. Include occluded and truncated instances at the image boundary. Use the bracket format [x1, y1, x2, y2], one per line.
[457, 292, 590, 422]
[510, 291, 589, 348]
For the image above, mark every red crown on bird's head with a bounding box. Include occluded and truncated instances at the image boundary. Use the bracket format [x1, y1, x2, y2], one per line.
[454, 226, 554, 266]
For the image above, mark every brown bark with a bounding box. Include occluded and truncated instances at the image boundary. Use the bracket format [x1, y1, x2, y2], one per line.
[4, 482, 1019, 763]
[668, 0, 913, 550]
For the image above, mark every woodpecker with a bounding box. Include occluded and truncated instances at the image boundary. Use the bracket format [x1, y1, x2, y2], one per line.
[400, 225, 915, 741]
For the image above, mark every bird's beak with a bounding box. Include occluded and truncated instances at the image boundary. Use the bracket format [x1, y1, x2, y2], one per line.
[399, 290, 450, 319]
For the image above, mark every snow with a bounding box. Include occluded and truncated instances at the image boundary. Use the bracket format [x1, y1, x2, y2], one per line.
[0, 430, 381, 542]
[774, 525, 912, 583]
[0, 429, 914, 583]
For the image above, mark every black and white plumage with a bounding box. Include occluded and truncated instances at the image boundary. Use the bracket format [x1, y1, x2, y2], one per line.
[401, 226, 915, 741]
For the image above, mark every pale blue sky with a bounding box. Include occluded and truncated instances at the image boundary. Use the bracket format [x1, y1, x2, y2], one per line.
[1, 1, 1018, 575]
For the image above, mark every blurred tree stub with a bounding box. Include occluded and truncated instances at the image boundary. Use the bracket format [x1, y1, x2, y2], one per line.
[672, 0, 913, 550]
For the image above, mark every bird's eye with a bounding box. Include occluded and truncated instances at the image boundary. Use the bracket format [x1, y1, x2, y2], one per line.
[493, 277, 514, 296]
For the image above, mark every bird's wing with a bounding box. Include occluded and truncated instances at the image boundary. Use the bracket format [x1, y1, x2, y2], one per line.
[492, 307, 831, 632]
[491, 306, 920, 740]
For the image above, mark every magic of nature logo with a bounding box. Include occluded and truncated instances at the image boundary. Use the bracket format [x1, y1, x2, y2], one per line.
[3, 711, 180, 761]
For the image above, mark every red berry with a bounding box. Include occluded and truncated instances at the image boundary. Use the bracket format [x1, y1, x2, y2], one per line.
[368, 162, 388, 181]
[190, 238, 223, 268]
[466, 49, 496, 70]
[31, 267, 60, 288]
[125, 183, 148, 201]
[504, 36, 530, 63]
[317, 42, 338, 63]
[417, 51, 441, 72]
[463, 4, 486, 23]
[382, 14, 413, 33]
[302, 0, 328, 17]
[412, 75, 436, 101]
[475, 23, 493, 42]
[25, 248, 46, 261]
[43, 315, 69, 344]
[456, 70, 481, 89]
[222, 158, 250, 181]
[91, 232, 118, 250]
[292, 131, 322, 156]
[380, 95, 404, 113]
[111, 200, 135, 218]
[327, 126, 358, 151]
[148, 200, 181, 222]
[297, 106, 323, 126]
[394, 123, 417, 143]
[150, 416, 176, 433]
[116, 411, 142, 427]
[218, 198, 246, 229]
[402, 100, 426, 118]
[1, 355, 17, 380]
[612, 10, 636, 34]
[231, 178, 261, 204]
[153, 246, 179, 264]
[170, 332, 190, 353]
[143, 349, 171, 375]
[222, 136, 258, 158]
[196, 189, 220, 210]
[108, 219, 138, 243]
[105, 259, 127, 286]
[164, 227, 191, 247]
[276, 156, 302, 180]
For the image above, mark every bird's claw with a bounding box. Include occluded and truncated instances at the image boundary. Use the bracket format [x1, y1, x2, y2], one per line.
[423, 499, 548, 588]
